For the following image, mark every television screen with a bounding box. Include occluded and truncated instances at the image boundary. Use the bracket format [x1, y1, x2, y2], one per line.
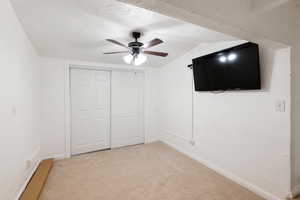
[192, 42, 261, 91]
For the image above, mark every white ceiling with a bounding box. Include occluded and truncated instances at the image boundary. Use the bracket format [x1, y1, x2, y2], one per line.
[11, 0, 237, 67]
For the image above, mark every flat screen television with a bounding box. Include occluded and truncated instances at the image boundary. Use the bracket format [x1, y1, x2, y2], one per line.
[192, 42, 261, 91]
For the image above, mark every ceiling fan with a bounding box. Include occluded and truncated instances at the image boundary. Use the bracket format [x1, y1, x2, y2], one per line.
[103, 32, 168, 66]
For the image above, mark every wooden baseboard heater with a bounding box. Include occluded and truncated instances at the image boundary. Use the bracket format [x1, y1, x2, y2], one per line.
[20, 159, 54, 200]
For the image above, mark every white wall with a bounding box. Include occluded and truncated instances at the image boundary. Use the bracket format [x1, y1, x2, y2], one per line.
[41, 58, 66, 159]
[159, 40, 291, 200]
[40, 58, 160, 159]
[0, 1, 41, 199]
[291, 24, 300, 196]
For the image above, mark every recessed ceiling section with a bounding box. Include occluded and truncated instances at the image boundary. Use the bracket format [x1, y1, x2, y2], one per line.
[11, 0, 237, 66]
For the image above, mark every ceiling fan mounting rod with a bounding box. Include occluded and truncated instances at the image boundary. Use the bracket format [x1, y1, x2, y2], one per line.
[132, 32, 141, 42]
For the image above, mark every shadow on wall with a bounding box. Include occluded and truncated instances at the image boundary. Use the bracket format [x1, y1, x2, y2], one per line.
[259, 45, 275, 92]
[259, 39, 290, 92]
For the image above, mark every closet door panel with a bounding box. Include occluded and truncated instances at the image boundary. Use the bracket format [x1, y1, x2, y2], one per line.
[111, 71, 144, 148]
[71, 69, 110, 155]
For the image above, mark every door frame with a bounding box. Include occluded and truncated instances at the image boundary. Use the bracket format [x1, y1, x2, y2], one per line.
[64, 64, 145, 158]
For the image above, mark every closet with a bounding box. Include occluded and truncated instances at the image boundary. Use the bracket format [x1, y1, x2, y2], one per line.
[70, 68, 144, 155]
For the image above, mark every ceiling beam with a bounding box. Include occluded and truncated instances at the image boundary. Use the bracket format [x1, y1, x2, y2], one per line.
[251, 0, 291, 15]
[118, 0, 294, 45]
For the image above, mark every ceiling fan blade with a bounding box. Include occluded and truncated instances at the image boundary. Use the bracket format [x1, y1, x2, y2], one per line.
[143, 38, 163, 49]
[103, 51, 128, 55]
[144, 51, 168, 57]
[106, 39, 128, 49]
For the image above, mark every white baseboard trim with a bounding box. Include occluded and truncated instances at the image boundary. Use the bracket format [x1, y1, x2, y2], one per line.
[161, 137, 283, 200]
[164, 130, 191, 143]
[43, 153, 67, 161]
[54, 154, 68, 160]
[15, 159, 41, 200]
[291, 184, 300, 198]
[145, 136, 160, 144]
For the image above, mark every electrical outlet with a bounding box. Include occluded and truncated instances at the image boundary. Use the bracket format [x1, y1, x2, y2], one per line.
[275, 100, 285, 112]
[190, 140, 196, 146]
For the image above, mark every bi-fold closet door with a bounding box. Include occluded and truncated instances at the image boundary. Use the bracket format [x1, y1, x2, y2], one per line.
[70, 68, 144, 155]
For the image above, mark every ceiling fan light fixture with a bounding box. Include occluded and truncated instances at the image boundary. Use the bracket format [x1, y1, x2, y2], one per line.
[133, 54, 147, 66]
[123, 54, 134, 64]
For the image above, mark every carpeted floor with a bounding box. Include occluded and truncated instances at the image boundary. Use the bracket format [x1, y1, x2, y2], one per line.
[40, 142, 264, 200]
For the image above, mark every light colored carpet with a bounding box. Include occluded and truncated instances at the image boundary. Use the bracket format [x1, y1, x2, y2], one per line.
[40, 142, 264, 200]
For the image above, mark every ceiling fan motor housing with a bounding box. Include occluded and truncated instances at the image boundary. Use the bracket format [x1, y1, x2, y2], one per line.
[129, 42, 143, 55]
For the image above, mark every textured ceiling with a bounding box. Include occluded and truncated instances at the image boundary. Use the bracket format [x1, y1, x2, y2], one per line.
[11, 0, 237, 67]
